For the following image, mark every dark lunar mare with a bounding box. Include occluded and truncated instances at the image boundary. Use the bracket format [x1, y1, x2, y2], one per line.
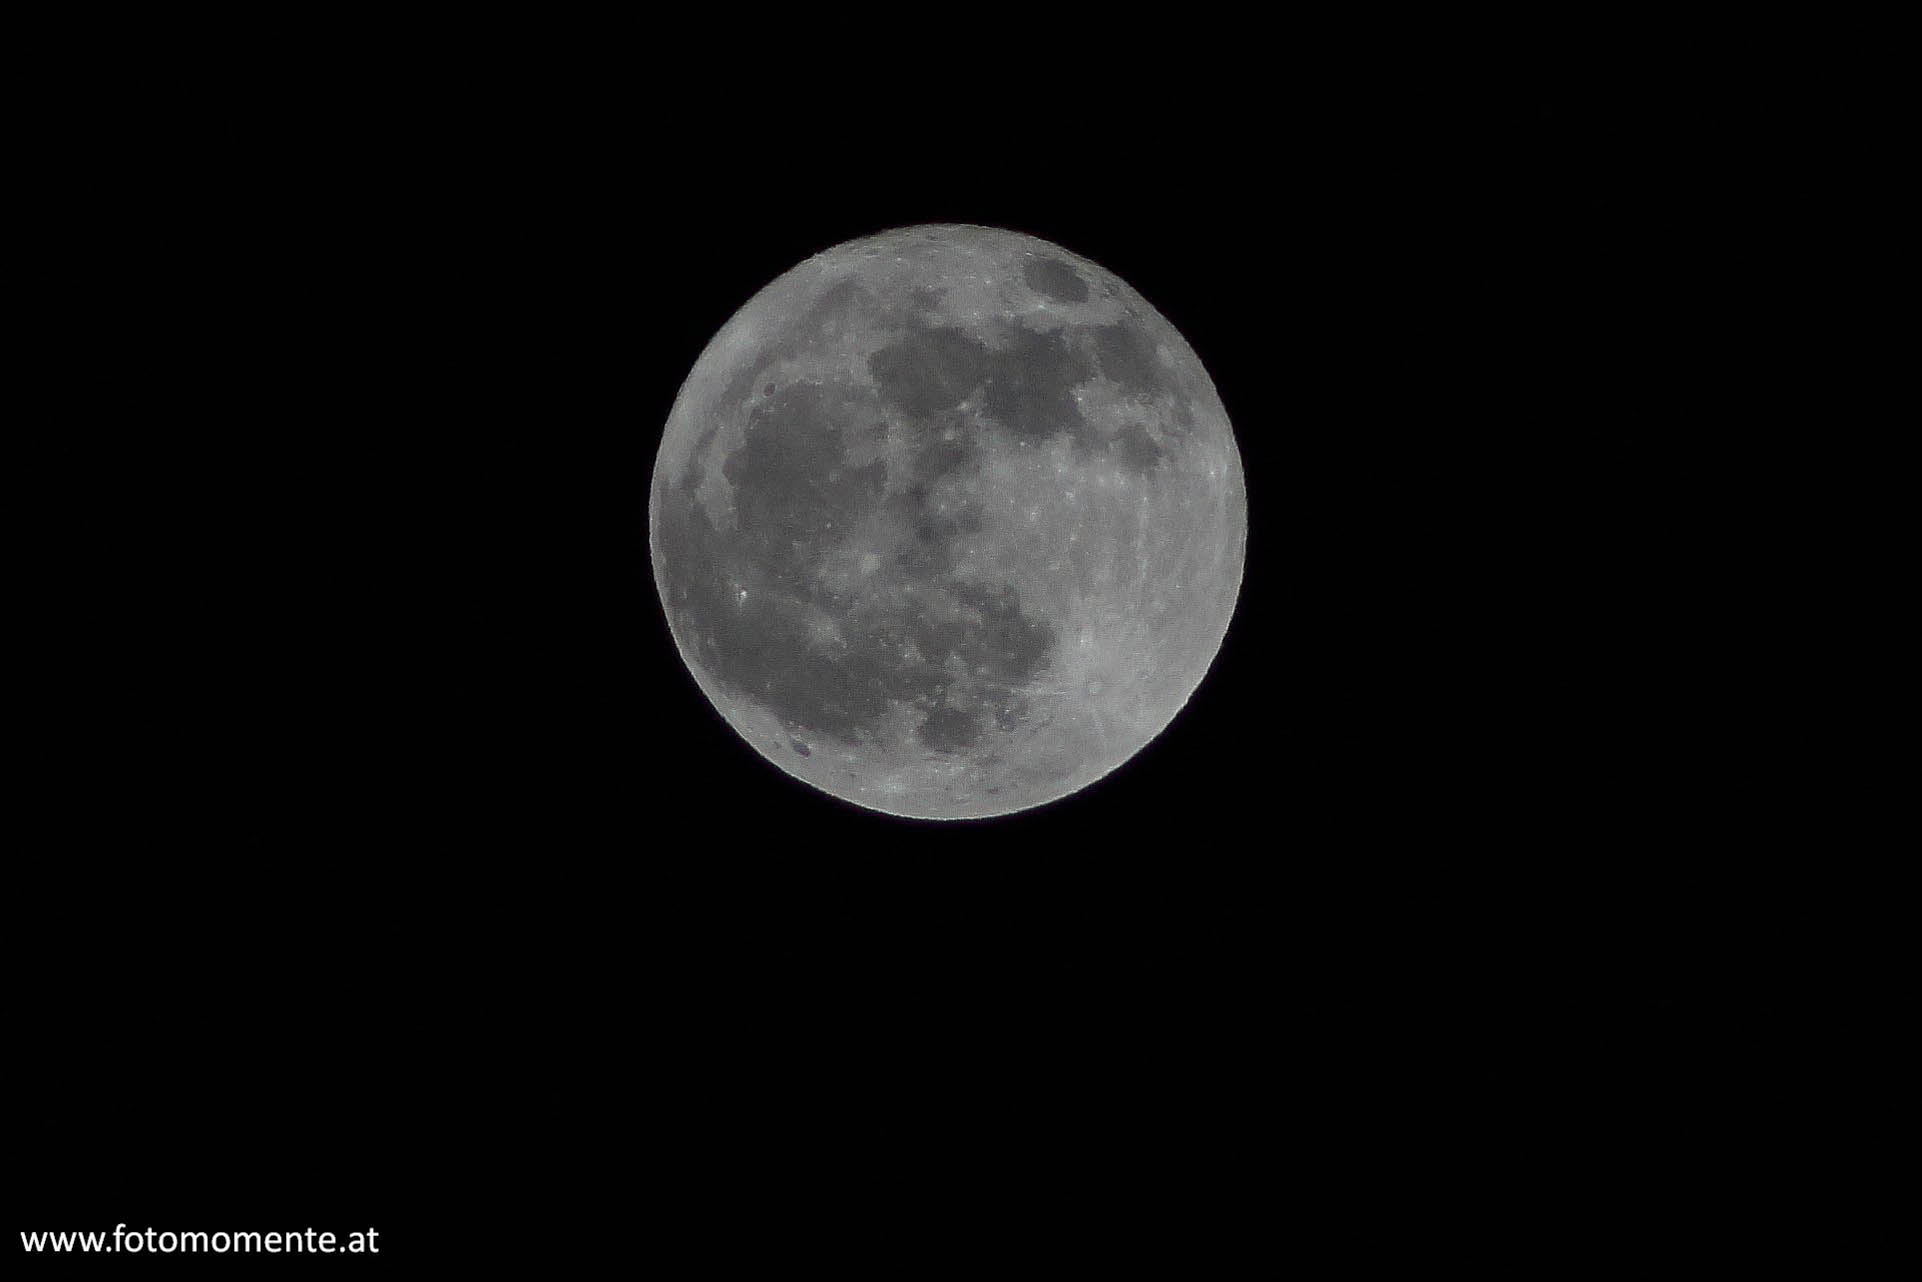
[1088, 322, 1165, 398]
[979, 325, 1094, 447]
[868, 313, 1177, 478]
[657, 363, 1058, 755]
[868, 324, 988, 418]
[1021, 256, 1090, 303]
[724, 381, 886, 584]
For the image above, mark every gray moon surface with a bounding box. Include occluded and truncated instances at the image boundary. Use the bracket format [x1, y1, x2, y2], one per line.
[650, 224, 1246, 819]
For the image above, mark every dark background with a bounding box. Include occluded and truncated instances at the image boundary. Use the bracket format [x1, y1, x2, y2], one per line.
[19, 58, 1309, 1265]
[14, 20, 1772, 1268]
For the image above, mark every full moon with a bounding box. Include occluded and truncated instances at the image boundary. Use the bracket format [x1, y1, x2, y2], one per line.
[650, 225, 1246, 819]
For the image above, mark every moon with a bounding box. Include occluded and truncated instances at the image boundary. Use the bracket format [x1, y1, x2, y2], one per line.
[650, 224, 1246, 819]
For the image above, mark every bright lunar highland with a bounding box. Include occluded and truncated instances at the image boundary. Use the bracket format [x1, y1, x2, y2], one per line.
[650, 225, 1246, 819]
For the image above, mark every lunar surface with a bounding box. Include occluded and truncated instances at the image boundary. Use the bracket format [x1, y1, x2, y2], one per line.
[650, 225, 1245, 819]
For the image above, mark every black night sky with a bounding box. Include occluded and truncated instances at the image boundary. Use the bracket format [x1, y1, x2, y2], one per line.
[18, 29, 1735, 1265]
